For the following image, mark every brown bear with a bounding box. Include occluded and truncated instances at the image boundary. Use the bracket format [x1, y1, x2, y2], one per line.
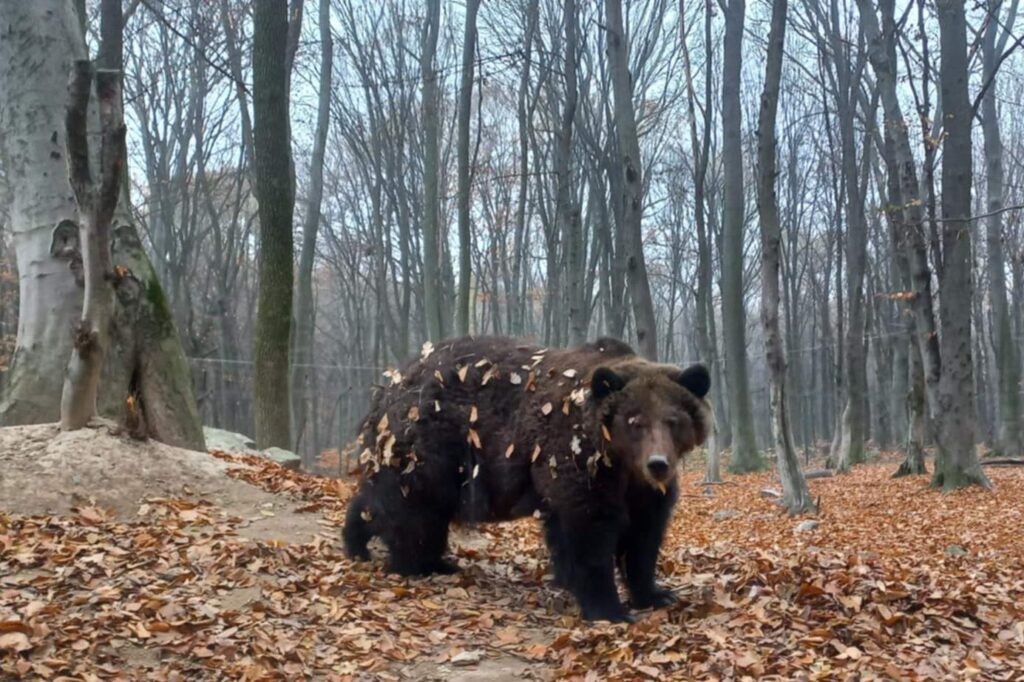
[343, 335, 710, 622]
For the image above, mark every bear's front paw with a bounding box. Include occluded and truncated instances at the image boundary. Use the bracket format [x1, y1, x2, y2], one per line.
[581, 602, 634, 624]
[431, 558, 460, 575]
[631, 586, 678, 609]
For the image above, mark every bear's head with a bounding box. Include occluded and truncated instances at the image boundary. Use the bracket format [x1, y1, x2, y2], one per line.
[589, 361, 711, 488]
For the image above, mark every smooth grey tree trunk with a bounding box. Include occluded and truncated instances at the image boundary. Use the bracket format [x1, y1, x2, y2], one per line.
[757, 0, 813, 514]
[933, 0, 991, 490]
[857, 0, 939, 477]
[720, 0, 763, 472]
[60, 62, 125, 431]
[510, 0, 539, 337]
[420, 0, 444, 341]
[292, 0, 332, 457]
[455, 0, 479, 337]
[0, 0, 203, 450]
[605, 0, 658, 360]
[252, 0, 295, 449]
[981, 0, 1023, 458]
[558, 0, 586, 346]
[820, 0, 868, 473]
[681, 0, 721, 482]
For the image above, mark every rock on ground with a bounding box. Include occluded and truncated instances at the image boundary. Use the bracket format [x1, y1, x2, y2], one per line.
[0, 421, 323, 542]
[203, 426, 302, 470]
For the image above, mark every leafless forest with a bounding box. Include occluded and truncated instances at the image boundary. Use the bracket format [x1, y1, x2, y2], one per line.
[2, 0, 1022, 491]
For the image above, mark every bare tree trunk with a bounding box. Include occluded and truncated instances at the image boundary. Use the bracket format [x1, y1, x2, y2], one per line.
[60, 61, 125, 430]
[0, 1, 86, 425]
[818, 0, 870, 473]
[682, 0, 721, 482]
[605, 0, 657, 360]
[421, 0, 444, 341]
[720, 0, 763, 472]
[933, 0, 991, 490]
[252, 0, 294, 449]
[455, 0, 479, 336]
[557, 0, 585, 346]
[292, 0, 332, 456]
[757, 0, 813, 514]
[857, 0, 937, 476]
[511, 0, 539, 337]
[0, 0, 203, 449]
[982, 0, 1023, 458]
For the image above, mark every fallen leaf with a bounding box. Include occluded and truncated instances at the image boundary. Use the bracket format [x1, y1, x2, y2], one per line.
[0, 632, 31, 653]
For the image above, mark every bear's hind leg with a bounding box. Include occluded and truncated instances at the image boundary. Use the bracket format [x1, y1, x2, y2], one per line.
[542, 510, 570, 588]
[382, 501, 457, 576]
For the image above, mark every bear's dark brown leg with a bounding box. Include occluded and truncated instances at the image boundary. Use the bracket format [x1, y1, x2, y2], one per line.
[383, 507, 455, 576]
[545, 511, 632, 622]
[618, 481, 678, 609]
[542, 510, 570, 588]
[353, 465, 459, 576]
[343, 488, 374, 561]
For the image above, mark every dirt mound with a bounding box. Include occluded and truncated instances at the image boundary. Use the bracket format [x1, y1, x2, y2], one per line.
[0, 421, 325, 543]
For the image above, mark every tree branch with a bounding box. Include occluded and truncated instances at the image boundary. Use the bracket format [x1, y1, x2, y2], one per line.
[95, 69, 125, 223]
[66, 60, 94, 206]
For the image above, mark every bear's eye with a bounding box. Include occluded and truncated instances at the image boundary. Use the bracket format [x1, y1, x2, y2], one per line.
[626, 415, 645, 429]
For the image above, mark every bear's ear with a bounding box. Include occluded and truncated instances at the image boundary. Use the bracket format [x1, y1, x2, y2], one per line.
[676, 363, 710, 399]
[591, 367, 626, 400]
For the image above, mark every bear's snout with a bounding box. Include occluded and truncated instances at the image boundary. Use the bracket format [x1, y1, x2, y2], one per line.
[646, 453, 671, 480]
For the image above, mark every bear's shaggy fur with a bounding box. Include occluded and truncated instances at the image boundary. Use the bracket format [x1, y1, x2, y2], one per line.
[343, 336, 710, 622]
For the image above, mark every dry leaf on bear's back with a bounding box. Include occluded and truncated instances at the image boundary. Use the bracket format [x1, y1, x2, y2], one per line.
[421, 341, 434, 359]
[601, 425, 612, 442]
[531, 444, 542, 462]
[526, 372, 537, 392]
[458, 365, 469, 383]
[474, 358, 490, 368]
[541, 403, 553, 416]
[377, 414, 389, 433]
[467, 429, 482, 449]
[469, 406, 478, 423]
[510, 372, 522, 385]
[505, 444, 515, 458]
[563, 369, 578, 379]
[407, 406, 420, 421]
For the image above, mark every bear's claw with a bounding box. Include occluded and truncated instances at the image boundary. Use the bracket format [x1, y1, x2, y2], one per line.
[631, 586, 678, 610]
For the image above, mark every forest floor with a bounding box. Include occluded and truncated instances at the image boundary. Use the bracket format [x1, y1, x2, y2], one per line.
[1, 427, 1023, 680]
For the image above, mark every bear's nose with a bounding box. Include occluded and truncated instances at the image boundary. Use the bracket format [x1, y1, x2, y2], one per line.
[647, 454, 670, 479]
